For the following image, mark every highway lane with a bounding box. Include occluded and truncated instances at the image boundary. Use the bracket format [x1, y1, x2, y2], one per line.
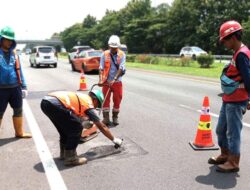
[1, 54, 250, 189]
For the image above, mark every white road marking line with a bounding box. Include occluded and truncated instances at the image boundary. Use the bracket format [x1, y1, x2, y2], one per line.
[23, 99, 67, 190]
[179, 104, 250, 128]
[243, 122, 250, 128]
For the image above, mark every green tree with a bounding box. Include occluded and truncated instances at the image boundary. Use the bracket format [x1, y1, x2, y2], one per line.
[153, 3, 170, 17]
[50, 32, 61, 40]
[164, 0, 200, 53]
[124, 19, 150, 53]
[122, 0, 156, 52]
[82, 15, 97, 28]
[196, 0, 250, 54]
[60, 0, 250, 53]
[242, 17, 250, 48]
[60, 24, 82, 50]
[165, 0, 250, 54]
[146, 3, 170, 53]
[92, 10, 122, 49]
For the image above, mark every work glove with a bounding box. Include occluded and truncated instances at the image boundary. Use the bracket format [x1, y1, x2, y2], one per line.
[112, 137, 123, 149]
[22, 89, 28, 99]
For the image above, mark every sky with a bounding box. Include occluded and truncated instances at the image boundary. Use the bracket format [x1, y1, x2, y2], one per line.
[0, 0, 173, 40]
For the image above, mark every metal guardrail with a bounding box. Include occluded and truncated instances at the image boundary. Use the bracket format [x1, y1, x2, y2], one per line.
[213, 55, 232, 60]
[16, 39, 63, 45]
[129, 53, 232, 62]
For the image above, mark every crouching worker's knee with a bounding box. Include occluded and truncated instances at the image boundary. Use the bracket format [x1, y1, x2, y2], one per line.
[13, 108, 22, 117]
[0, 112, 4, 119]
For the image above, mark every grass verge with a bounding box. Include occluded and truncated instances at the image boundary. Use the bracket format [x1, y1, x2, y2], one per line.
[127, 61, 225, 78]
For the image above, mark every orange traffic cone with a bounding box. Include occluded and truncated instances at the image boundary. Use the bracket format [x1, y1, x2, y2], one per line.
[189, 96, 219, 150]
[78, 70, 88, 91]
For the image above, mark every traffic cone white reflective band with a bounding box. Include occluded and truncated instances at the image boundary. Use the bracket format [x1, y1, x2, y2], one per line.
[78, 71, 88, 91]
[189, 96, 218, 150]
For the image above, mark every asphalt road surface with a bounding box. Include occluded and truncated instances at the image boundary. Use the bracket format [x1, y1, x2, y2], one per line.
[1, 54, 250, 190]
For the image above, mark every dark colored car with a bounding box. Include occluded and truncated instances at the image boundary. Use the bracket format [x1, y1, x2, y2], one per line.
[68, 46, 93, 63]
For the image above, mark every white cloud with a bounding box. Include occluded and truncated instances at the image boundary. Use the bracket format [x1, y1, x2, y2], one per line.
[0, 0, 173, 40]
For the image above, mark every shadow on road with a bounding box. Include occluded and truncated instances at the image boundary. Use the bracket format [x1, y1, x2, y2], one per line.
[195, 165, 239, 189]
[34, 137, 146, 172]
[33, 162, 45, 173]
[0, 137, 19, 147]
[34, 145, 124, 172]
[34, 158, 70, 172]
[81, 145, 124, 161]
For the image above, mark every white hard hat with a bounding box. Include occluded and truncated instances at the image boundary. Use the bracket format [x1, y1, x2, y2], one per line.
[108, 35, 121, 48]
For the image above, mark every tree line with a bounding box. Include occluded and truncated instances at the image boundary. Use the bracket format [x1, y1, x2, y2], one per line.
[57, 0, 250, 54]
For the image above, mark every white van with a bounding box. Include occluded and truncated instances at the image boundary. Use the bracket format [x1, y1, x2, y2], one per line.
[29, 46, 57, 68]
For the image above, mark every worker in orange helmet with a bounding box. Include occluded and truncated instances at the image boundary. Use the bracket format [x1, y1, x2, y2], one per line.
[208, 20, 250, 173]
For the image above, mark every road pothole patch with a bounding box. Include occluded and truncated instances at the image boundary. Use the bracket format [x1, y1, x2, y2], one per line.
[80, 136, 148, 163]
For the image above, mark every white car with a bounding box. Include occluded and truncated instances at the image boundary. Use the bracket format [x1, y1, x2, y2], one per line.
[25, 48, 31, 55]
[29, 46, 57, 68]
[16, 49, 22, 56]
[119, 44, 127, 53]
[179, 46, 207, 59]
[68, 46, 93, 63]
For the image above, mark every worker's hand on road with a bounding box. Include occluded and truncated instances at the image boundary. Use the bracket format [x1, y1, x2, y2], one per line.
[113, 137, 123, 149]
[22, 89, 28, 98]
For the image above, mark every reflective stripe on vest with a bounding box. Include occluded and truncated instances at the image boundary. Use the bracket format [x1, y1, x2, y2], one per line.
[48, 91, 94, 117]
[101, 49, 124, 83]
[223, 45, 250, 102]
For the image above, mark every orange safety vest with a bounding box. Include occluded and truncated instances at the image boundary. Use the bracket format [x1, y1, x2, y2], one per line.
[101, 49, 125, 83]
[223, 45, 250, 102]
[48, 91, 94, 117]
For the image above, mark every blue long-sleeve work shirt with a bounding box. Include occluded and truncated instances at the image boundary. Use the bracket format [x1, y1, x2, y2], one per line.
[99, 50, 126, 82]
[236, 52, 250, 93]
[0, 49, 27, 89]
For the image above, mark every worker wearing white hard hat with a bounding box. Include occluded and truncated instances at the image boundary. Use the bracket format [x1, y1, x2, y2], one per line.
[98, 35, 126, 126]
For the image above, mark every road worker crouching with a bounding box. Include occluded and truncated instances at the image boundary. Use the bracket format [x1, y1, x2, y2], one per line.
[40, 89, 123, 166]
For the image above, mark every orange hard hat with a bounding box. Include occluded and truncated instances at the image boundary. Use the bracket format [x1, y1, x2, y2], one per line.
[219, 20, 242, 41]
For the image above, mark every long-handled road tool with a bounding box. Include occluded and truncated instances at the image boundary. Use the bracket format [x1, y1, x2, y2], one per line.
[79, 83, 111, 143]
